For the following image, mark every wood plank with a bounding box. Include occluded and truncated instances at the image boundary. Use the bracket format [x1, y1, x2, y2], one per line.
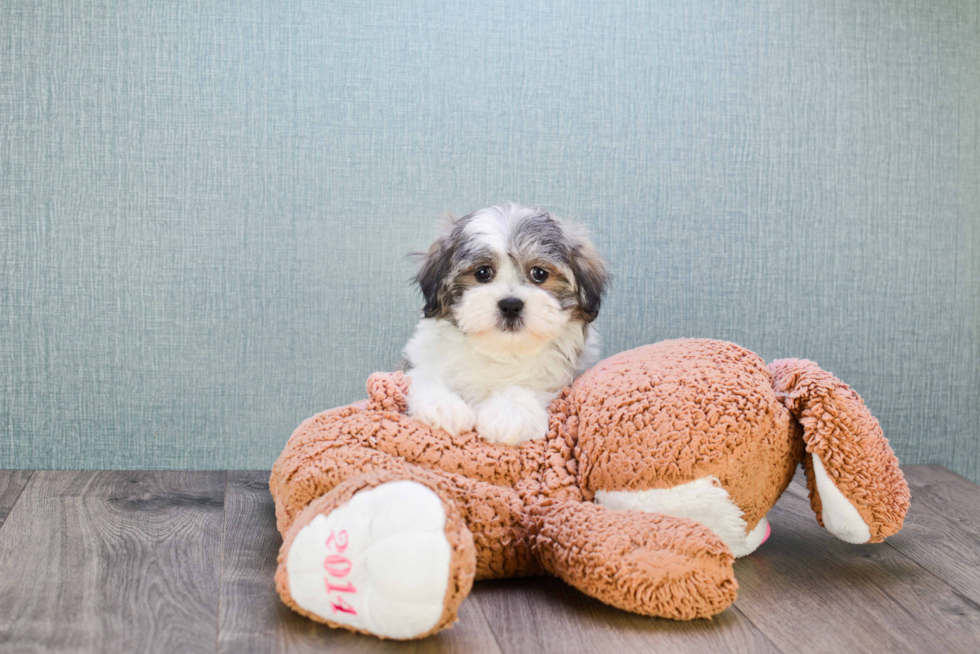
[0, 471, 226, 654]
[2, 465, 976, 653]
[477, 575, 779, 654]
[884, 465, 980, 606]
[0, 470, 33, 529]
[217, 470, 502, 654]
[731, 469, 980, 653]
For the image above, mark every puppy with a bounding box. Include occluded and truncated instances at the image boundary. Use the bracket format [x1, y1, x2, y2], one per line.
[403, 203, 608, 445]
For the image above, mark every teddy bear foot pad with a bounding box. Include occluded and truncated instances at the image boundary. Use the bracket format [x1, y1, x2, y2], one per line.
[283, 480, 453, 639]
[594, 476, 772, 557]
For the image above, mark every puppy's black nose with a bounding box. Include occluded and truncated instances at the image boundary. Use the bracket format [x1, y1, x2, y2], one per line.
[498, 297, 524, 317]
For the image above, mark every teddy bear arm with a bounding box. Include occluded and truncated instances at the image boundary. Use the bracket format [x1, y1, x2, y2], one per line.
[364, 371, 550, 485]
[272, 435, 539, 579]
[526, 500, 737, 619]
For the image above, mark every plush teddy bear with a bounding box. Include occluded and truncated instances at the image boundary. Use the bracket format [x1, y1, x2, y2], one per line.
[270, 338, 909, 640]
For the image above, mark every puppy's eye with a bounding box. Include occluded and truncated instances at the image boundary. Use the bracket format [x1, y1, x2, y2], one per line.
[474, 266, 495, 283]
[529, 267, 549, 283]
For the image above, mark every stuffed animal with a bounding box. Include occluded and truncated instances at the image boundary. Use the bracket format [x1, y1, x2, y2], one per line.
[270, 338, 909, 640]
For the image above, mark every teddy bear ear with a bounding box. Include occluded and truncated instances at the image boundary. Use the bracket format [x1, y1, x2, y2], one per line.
[769, 359, 910, 543]
[365, 372, 411, 413]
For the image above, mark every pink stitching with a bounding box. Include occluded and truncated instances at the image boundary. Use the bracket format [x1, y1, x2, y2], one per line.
[324, 529, 358, 615]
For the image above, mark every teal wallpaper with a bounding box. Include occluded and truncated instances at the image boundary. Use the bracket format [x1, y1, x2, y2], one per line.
[1, 1, 978, 478]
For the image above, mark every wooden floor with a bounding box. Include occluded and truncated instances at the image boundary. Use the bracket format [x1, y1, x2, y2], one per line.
[0, 466, 978, 653]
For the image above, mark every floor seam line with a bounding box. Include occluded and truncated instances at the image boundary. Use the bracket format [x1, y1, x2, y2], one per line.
[214, 471, 230, 654]
[730, 603, 787, 653]
[882, 538, 980, 604]
[0, 470, 36, 533]
[470, 592, 508, 654]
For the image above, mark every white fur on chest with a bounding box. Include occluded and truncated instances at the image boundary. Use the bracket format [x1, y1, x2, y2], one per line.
[404, 318, 598, 403]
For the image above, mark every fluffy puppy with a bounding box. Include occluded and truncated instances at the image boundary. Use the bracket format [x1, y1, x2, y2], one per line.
[403, 203, 608, 445]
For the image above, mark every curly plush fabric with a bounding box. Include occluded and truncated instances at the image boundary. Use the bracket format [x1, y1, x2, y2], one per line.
[527, 499, 737, 618]
[274, 469, 477, 639]
[570, 340, 804, 531]
[270, 338, 909, 639]
[769, 359, 910, 541]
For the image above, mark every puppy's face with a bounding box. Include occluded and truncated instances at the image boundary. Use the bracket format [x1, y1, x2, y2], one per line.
[415, 204, 607, 355]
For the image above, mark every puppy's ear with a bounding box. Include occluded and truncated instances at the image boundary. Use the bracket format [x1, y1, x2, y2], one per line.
[570, 240, 608, 323]
[413, 217, 457, 318]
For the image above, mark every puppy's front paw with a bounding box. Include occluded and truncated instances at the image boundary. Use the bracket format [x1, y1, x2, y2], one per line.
[476, 387, 550, 445]
[408, 387, 476, 437]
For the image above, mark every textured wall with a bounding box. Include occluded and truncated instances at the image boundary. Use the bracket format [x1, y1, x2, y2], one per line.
[1, 1, 978, 477]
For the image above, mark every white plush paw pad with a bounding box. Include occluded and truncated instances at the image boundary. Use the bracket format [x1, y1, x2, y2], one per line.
[811, 454, 872, 544]
[476, 387, 550, 445]
[286, 481, 452, 639]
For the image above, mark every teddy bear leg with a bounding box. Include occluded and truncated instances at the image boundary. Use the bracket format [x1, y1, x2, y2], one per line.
[595, 478, 773, 558]
[275, 470, 476, 640]
[802, 451, 872, 543]
[274, 442, 536, 581]
[769, 358, 910, 543]
[527, 500, 738, 619]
